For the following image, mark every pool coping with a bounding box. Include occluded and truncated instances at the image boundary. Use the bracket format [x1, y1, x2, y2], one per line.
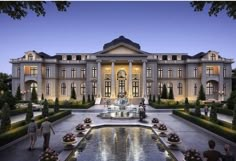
[58, 123, 185, 161]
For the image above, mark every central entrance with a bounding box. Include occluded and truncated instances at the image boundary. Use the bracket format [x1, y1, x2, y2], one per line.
[117, 70, 127, 96]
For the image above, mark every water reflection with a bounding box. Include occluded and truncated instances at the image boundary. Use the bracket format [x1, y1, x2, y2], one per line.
[71, 127, 173, 161]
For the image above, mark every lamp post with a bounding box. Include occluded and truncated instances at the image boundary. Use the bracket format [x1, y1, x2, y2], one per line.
[218, 91, 224, 102]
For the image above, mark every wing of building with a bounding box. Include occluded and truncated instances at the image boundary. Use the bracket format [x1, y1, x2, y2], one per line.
[10, 36, 234, 104]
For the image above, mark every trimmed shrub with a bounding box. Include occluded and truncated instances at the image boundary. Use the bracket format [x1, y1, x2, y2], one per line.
[87, 94, 91, 102]
[173, 110, 236, 142]
[25, 102, 33, 123]
[197, 84, 206, 101]
[217, 108, 233, 116]
[31, 87, 38, 103]
[149, 94, 152, 102]
[195, 100, 201, 117]
[15, 85, 21, 101]
[91, 94, 95, 102]
[161, 84, 168, 99]
[70, 87, 76, 99]
[42, 99, 49, 117]
[157, 95, 161, 104]
[168, 87, 174, 99]
[41, 93, 44, 100]
[227, 91, 236, 110]
[232, 105, 236, 130]
[54, 97, 59, 113]
[0, 103, 11, 132]
[210, 104, 218, 123]
[82, 95, 85, 104]
[185, 97, 189, 105]
[152, 95, 156, 102]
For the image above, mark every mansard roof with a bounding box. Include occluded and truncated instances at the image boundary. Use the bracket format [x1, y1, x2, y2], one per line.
[103, 36, 141, 50]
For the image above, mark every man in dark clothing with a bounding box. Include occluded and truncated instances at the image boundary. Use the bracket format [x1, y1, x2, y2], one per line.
[203, 140, 222, 161]
[222, 144, 235, 161]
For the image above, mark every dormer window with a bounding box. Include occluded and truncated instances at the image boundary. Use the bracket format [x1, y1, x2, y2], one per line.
[28, 54, 33, 60]
[211, 54, 216, 60]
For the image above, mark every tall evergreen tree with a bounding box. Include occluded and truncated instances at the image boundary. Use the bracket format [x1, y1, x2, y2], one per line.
[87, 94, 91, 102]
[25, 102, 33, 123]
[161, 84, 168, 99]
[70, 87, 76, 99]
[168, 87, 174, 99]
[31, 87, 38, 103]
[232, 104, 236, 130]
[91, 94, 95, 102]
[195, 99, 201, 117]
[15, 85, 22, 101]
[157, 95, 161, 104]
[42, 99, 49, 117]
[184, 97, 189, 113]
[0, 103, 11, 131]
[82, 95, 85, 104]
[227, 91, 236, 110]
[41, 93, 44, 100]
[149, 94, 152, 102]
[210, 102, 218, 123]
[152, 95, 156, 102]
[198, 84, 206, 101]
[54, 97, 59, 113]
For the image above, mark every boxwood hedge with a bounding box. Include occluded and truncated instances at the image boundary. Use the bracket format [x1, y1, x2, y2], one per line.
[0, 110, 71, 147]
[173, 110, 236, 142]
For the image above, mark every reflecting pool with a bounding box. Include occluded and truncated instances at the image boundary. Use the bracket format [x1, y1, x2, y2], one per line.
[68, 127, 174, 161]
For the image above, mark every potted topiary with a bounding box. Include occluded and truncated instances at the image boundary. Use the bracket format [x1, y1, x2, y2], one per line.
[76, 124, 86, 137]
[84, 118, 92, 128]
[62, 133, 77, 145]
[39, 148, 59, 161]
[158, 123, 167, 137]
[184, 149, 202, 161]
[152, 118, 159, 128]
[167, 133, 181, 145]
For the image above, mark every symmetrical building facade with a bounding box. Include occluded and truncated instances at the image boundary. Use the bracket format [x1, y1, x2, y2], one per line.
[10, 36, 234, 103]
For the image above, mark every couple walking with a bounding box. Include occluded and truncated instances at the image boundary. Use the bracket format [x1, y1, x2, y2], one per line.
[27, 117, 55, 151]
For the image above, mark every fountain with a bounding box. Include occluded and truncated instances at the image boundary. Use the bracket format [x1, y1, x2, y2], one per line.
[98, 96, 139, 119]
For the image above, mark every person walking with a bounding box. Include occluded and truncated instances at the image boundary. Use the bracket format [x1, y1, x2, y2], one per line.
[204, 105, 209, 116]
[203, 139, 222, 161]
[222, 144, 235, 161]
[40, 117, 55, 151]
[27, 118, 38, 151]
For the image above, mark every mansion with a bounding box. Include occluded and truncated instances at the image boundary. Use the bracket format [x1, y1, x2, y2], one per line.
[10, 36, 234, 104]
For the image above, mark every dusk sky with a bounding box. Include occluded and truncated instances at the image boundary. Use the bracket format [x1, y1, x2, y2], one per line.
[1, 1, 236, 74]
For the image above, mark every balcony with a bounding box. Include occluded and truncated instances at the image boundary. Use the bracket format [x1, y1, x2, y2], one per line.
[24, 74, 38, 82]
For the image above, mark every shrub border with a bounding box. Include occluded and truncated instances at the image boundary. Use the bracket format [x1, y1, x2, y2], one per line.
[0, 110, 71, 147]
[173, 110, 236, 142]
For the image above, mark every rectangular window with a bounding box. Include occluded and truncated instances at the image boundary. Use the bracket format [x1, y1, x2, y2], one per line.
[223, 83, 226, 95]
[146, 67, 152, 78]
[80, 83, 86, 95]
[194, 67, 197, 78]
[81, 68, 86, 78]
[178, 68, 183, 78]
[177, 83, 183, 95]
[61, 68, 66, 78]
[71, 68, 76, 78]
[132, 81, 139, 97]
[206, 67, 213, 76]
[158, 68, 163, 78]
[223, 67, 226, 77]
[168, 68, 172, 78]
[46, 67, 50, 78]
[146, 82, 152, 96]
[92, 67, 97, 78]
[46, 83, 50, 95]
[158, 82, 163, 95]
[105, 81, 111, 97]
[194, 84, 197, 96]
[30, 67, 38, 75]
[17, 67, 20, 77]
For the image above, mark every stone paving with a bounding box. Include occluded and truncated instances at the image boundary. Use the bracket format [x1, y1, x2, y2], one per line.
[0, 105, 235, 161]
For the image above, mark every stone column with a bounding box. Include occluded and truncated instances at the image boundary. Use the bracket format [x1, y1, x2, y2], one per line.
[128, 60, 133, 97]
[111, 60, 115, 98]
[142, 60, 147, 97]
[97, 60, 102, 98]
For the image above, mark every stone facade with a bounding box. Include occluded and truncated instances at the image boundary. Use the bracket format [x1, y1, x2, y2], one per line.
[10, 36, 234, 103]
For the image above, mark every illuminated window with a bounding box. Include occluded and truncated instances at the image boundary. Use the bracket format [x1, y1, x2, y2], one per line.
[71, 68, 76, 78]
[105, 81, 111, 97]
[62, 68, 66, 78]
[80, 82, 86, 95]
[158, 82, 163, 95]
[194, 84, 197, 96]
[92, 82, 97, 96]
[61, 83, 66, 95]
[30, 83, 37, 92]
[147, 82, 152, 96]
[146, 67, 152, 78]
[168, 68, 172, 78]
[206, 82, 214, 95]
[46, 83, 50, 95]
[132, 81, 139, 97]
[158, 68, 163, 78]
[28, 54, 33, 60]
[46, 67, 50, 78]
[178, 68, 183, 78]
[177, 83, 182, 95]
[81, 68, 86, 78]
[92, 67, 97, 78]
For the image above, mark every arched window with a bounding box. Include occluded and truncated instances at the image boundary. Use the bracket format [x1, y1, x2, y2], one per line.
[167, 82, 173, 93]
[158, 82, 163, 95]
[28, 54, 33, 60]
[71, 82, 76, 91]
[177, 83, 182, 95]
[46, 83, 50, 95]
[30, 82, 37, 92]
[61, 83, 66, 95]
[206, 82, 214, 95]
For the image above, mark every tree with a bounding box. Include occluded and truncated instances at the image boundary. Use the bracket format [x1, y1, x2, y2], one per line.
[54, 97, 59, 113]
[0, 103, 11, 132]
[82, 95, 85, 104]
[198, 84, 206, 101]
[227, 91, 236, 110]
[152, 95, 156, 102]
[0, 91, 16, 110]
[41, 93, 44, 100]
[0, 1, 70, 20]
[210, 103, 218, 123]
[149, 94, 152, 102]
[232, 104, 236, 130]
[191, 2, 236, 20]
[161, 84, 168, 99]
[70, 87, 76, 99]
[0, 72, 10, 92]
[42, 99, 49, 117]
[25, 102, 33, 123]
[184, 97, 189, 112]
[168, 87, 174, 99]
[91, 94, 95, 102]
[157, 95, 161, 104]
[31, 87, 38, 103]
[15, 85, 22, 101]
[87, 94, 91, 103]
[195, 99, 201, 117]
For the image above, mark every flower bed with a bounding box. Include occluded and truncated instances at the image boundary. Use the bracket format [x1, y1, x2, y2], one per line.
[63, 133, 76, 144]
[152, 118, 159, 124]
[76, 124, 85, 131]
[158, 124, 167, 131]
[167, 133, 181, 143]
